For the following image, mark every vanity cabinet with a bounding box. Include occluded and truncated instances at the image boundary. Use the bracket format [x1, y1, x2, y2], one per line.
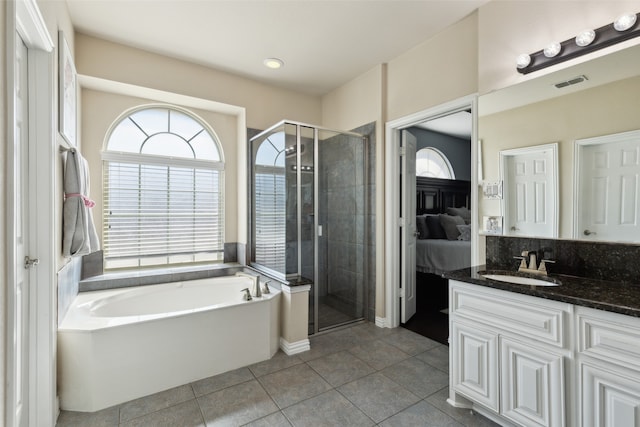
[576, 307, 640, 427]
[449, 280, 570, 427]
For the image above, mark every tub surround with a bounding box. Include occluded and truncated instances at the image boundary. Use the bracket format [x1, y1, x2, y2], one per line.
[280, 282, 311, 355]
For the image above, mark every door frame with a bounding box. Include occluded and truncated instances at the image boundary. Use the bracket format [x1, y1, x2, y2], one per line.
[499, 143, 559, 238]
[384, 95, 478, 328]
[6, 1, 57, 426]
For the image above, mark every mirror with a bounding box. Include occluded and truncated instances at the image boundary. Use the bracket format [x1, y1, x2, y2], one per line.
[478, 43, 640, 242]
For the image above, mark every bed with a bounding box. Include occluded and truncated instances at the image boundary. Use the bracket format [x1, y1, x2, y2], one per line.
[415, 177, 472, 275]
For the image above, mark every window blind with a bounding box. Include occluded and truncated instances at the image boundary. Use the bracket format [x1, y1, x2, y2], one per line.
[254, 172, 286, 272]
[103, 159, 224, 269]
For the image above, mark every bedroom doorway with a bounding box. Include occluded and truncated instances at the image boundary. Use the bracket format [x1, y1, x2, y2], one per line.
[384, 95, 478, 340]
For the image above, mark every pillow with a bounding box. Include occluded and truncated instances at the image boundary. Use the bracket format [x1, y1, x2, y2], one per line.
[416, 216, 429, 239]
[439, 214, 465, 240]
[446, 206, 471, 225]
[456, 224, 472, 241]
[426, 215, 447, 239]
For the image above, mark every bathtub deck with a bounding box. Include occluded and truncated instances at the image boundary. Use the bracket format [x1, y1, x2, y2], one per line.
[56, 322, 498, 427]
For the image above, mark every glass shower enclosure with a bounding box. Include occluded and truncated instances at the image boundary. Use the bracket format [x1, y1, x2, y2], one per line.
[250, 121, 368, 334]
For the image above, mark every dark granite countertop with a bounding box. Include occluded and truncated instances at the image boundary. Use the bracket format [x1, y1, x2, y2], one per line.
[445, 265, 640, 318]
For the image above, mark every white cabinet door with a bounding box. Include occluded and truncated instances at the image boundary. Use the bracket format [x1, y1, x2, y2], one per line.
[451, 321, 499, 412]
[501, 337, 565, 427]
[581, 361, 640, 427]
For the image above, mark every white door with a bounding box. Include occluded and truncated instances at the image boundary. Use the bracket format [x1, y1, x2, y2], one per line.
[502, 144, 557, 237]
[401, 130, 417, 323]
[9, 34, 31, 427]
[577, 131, 640, 242]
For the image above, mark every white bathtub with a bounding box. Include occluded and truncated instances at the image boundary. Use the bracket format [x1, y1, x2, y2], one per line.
[58, 275, 280, 412]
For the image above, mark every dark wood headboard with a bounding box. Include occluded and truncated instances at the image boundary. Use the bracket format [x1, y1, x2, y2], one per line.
[416, 177, 471, 215]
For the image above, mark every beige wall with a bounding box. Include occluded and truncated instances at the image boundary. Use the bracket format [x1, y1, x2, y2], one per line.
[387, 12, 478, 121]
[479, 74, 640, 241]
[75, 34, 322, 131]
[82, 88, 240, 242]
[478, 1, 640, 94]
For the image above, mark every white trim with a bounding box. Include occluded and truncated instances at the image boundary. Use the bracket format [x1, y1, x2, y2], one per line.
[499, 143, 559, 238]
[385, 95, 478, 328]
[281, 284, 311, 294]
[101, 151, 225, 170]
[375, 316, 388, 328]
[7, 1, 57, 426]
[279, 337, 310, 355]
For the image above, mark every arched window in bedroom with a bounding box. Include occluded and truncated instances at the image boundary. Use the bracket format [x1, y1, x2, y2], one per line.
[416, 147, 455, 179]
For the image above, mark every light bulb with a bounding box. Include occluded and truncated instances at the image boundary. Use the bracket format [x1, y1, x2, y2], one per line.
[543, 42, 561, 58]
[263, 58, 284, 69]
[575, 29, 596, 47]
[516, 54, 531, 69]
[614, 13, 637, 31]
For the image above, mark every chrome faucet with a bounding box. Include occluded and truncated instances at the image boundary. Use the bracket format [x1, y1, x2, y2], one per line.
[236, 272, 261, 297]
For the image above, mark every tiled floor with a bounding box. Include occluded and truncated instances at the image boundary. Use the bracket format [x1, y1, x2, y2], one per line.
[56, 322, 500, 427]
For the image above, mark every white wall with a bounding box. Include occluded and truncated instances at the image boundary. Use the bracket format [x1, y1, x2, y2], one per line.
[1, 1, 6, 421]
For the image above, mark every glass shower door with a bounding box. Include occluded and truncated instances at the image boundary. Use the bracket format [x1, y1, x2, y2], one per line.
[315, 129, 367, 331]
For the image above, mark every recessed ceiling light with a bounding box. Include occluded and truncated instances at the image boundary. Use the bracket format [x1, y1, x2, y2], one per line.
[263, 58, 284, 69]
[614, 13, 637, 31]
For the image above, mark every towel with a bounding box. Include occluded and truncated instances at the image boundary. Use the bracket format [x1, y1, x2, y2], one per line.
[62, 150, 100, 257]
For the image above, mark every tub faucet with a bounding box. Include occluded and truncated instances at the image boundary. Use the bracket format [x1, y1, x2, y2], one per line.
[236, 272, 261, 297]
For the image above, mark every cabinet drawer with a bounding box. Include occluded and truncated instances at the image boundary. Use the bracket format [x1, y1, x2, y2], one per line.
[577, 307, 640, 371]
[450, 281, 569, 348]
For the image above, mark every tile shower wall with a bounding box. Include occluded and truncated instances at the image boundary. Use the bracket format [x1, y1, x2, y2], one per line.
[486, 235, 640, 283]
[318, 123, 376, 323]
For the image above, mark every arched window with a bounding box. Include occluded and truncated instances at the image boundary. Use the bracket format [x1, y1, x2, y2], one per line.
[416, 147, 455, 179]
[102, 106, 224, 269]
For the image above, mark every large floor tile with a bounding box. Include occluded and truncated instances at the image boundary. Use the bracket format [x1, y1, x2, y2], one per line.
[347, 339, 411, 370]
[337, 372, 420, 423]
[258, 363, 332, 409]
[243, 411, 292, 427]
[381, 357, 448, 398]
[56, 406, 119, 427]
[307, 350, 375, 387]
[425, 387, 502, 427]
[381, 328, 442, 355]
[298, 333, 349, 362]
[249, 351, 303, 377]
[283, 390, 374, 427]
[120, 399, 204, 427]
[378, 400, 463, 427]
[119, 384, 195, 423]
[197, 380, 278, 426]
[415, 344, 450, 373]
[191, 367, 255, 397]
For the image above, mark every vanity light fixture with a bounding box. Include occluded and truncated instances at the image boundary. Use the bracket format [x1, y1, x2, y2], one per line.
[263, 57, 284, 69]
[516, 12, 640, 74]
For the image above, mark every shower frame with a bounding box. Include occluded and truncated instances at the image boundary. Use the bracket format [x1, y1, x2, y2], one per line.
[249, 120, 369, 334]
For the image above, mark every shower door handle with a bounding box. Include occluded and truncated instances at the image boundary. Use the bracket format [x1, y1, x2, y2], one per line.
[318, 225, 323, 237]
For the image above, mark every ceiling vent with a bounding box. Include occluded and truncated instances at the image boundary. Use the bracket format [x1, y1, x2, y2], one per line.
[554, 75, 588, 89]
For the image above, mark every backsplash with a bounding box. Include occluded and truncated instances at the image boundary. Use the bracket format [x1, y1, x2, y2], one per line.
[486, 235, 640, 284]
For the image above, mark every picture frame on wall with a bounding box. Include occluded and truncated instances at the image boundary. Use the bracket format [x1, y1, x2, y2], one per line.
[59, 31, 77, 146]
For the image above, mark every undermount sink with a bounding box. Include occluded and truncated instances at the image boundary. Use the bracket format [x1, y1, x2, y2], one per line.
[481, 274, 561, 287]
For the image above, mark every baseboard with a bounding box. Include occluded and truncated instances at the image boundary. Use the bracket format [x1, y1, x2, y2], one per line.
[279, 337, 310, 355]
[375, 316, 387, 328]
